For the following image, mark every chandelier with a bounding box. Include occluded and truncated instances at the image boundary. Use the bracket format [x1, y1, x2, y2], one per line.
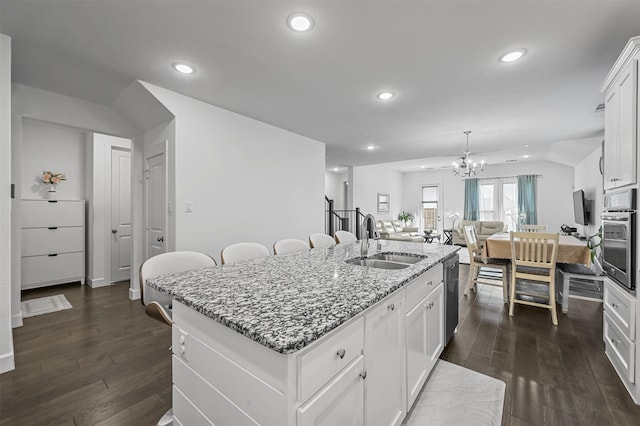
[452, 130, 485, 177]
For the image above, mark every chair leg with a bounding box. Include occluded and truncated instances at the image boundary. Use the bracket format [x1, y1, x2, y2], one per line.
[501, 265, 508, 304]
[464, 262, 478, 296]
[509, 268, 516, 317]
[549, 279, 558, 326]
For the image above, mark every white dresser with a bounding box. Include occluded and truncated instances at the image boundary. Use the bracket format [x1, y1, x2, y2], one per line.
[21, 199, 85, 289]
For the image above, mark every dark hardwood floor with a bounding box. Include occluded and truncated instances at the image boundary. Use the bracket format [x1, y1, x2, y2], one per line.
[0, 282, 172, 425]
[2, 266, 640, 425]
[444, 264, 640, 425]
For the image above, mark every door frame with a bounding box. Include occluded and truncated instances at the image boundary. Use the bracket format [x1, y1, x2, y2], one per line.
[144, 140, 169, 261]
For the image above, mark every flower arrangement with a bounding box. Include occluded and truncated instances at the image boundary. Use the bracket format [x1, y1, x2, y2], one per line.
[41, 171, 66, 185]
[448, 212, 460, 229]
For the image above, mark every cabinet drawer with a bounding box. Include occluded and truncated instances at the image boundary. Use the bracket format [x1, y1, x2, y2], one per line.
[405, 264, 442, 310]
[21, 252, 84, 286]
[22, 227, 84, 256]
[604, 311, 635, 384]
[22, 200, 84, 228]
[603, 279, 636, 340]
[297, 316, 364, 402]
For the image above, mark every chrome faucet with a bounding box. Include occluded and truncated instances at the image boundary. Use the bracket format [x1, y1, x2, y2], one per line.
[361, 214, 377, 256]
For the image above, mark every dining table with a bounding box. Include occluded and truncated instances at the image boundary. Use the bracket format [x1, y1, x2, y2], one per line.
[483, 232, 594, 313]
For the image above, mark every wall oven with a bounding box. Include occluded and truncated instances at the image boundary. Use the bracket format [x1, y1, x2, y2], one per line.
[602, 188, 636, 291]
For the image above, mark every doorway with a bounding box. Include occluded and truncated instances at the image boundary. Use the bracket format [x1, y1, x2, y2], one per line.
[421, 184, 443, 234]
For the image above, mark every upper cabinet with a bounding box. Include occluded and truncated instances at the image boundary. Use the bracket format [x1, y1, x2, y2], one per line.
[601, 36, 640, 191]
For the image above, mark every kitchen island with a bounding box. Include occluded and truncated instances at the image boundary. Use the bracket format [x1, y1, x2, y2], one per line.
[149, 240, 459, 426]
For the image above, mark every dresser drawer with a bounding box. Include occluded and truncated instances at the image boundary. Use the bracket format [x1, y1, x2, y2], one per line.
[22, 200, 84, 228]
[21, 252, 84, 287]
[22, 227, 84, 256]
[406, 263, 442, 310]
[604, 311, 635, 384]
[603, 278, 636, 341]
[297, 316, 364, 402]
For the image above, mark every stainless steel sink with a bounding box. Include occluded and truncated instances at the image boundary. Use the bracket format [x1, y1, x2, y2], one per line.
[367, 253, 425, 264]
[346, 258, 411, 270]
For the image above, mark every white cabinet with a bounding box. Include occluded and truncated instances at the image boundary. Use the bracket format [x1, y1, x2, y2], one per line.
[405, 265, 444, 410]
[21, 199, 85, 289]
[297, 356, 364, 426]
[601, 37, 639, 190]
[364, 291, 405, 426]
[603, 279, 636, 388]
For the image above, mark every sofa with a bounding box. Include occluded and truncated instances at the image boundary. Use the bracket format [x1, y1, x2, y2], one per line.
[376, 220, 426, 242]
[452, 220, 505, 246]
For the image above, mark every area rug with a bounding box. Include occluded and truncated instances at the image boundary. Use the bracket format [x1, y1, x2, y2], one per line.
[406, 360, 505, 426]
[457, 247, 470, 264]
[21, 294, 72, 318]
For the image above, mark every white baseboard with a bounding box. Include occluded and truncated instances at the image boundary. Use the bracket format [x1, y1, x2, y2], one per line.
[87, 277, 108, 288]
[0, 351, 15, 374]
[11, 312, 23, 328]
[129, 287, 141, 300]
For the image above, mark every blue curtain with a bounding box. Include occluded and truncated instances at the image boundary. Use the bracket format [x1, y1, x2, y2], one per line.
[518, 175, 537, 225]
[463, 178, 480, 220]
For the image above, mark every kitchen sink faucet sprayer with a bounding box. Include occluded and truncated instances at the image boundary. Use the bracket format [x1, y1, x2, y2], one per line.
[361, 214, 378, 256]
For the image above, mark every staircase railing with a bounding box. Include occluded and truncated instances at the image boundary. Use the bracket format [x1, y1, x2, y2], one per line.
[325, 196, 363, 238]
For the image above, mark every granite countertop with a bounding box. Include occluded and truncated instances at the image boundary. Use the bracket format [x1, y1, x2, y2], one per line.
[148, 240, 459, 354]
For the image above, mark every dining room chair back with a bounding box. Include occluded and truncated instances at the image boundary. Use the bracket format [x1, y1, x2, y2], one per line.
[462, 225, 510, 303]
[221, 242, 270, 265]
[308, 233, 337, 249]
[334, 230, 358, 244]
[140, 251, 217, 324]
[273, 238, 309, 255]
[509, 231, 560, 325]
[517, 224, 548, 232]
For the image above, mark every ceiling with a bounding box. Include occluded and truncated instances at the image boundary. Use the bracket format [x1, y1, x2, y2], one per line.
[2, 1, 639, 171]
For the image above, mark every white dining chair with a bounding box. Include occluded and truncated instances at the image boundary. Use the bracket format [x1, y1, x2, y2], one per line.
[273, 238, 309, 255]
[462, 225, 510, 303]
[221, 242, 270, 265]
[517, 224, 548, 232]
[308, 233, 337, 249]
[335, 230, 358, 244]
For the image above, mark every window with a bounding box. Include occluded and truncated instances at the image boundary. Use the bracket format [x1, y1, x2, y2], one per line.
[421, 185, 440, 231]
[478, 178, 518, 231]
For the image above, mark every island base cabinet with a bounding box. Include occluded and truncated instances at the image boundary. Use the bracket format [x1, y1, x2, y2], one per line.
[297, 356, 364, 426]
[364, 291, 406, 426]
[426, 283, 445, 374]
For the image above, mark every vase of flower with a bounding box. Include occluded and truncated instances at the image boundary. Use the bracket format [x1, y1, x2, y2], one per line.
[41, 170, 66, 200]
[47, 185, 57, 200]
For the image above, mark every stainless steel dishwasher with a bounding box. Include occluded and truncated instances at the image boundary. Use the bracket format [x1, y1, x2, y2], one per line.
[443, 254, 459, 345]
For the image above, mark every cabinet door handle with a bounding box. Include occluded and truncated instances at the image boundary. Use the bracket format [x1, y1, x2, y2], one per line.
[112, 229, 118, 234]
[48, 253, 58, 257]
[610, 337, 618, 345]
[336, 349, 346, 359]
[47, 200, 58, 203]
[387, 303, 395, 311]
[611, 302, 618, 309]
[359, 371, 367, 380]
[427, 280, 433, 286]
[47, 227, 58, 230]
[157, 236, 164, 242]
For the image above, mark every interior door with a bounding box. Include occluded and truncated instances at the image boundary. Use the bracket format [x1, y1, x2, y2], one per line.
[145, 142, 167, 260]
[110, 147, 132, 282]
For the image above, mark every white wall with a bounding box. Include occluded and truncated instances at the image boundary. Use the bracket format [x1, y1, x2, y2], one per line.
[402, 160, 575, 235]
[1, 34, 15, 373]
[325, 171, 348, 210]
[352, 164, 404, 221]
[10, 83, 139, 329]
[574, 145, 603, 238]
[141, 82, 326, 263]
[21, 119, 87, 200]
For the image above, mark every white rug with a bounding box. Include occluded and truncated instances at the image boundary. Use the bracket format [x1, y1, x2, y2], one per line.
[21, 294, 72, 318]
[406, 360, 505, 426]
[457, 247, 470, 264]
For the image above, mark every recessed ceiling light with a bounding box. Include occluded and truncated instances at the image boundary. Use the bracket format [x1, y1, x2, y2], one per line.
[420, 165, 426, 169]
[287, 13, 314, 31]
[172, 62, 195, 74]
[333, 167, 339, 172]
[366, 145, 376, 151]
[522, 154, 530, 158]
[500, 49, 527, 63]
[524, 144, 529, 148]
[377, 92, 394, 101]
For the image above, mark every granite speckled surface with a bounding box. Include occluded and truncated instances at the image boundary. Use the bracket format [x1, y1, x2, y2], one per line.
[148, 240, 459, 354]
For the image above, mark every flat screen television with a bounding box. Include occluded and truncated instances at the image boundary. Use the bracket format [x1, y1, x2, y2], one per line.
[573, 189, 588, 225]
